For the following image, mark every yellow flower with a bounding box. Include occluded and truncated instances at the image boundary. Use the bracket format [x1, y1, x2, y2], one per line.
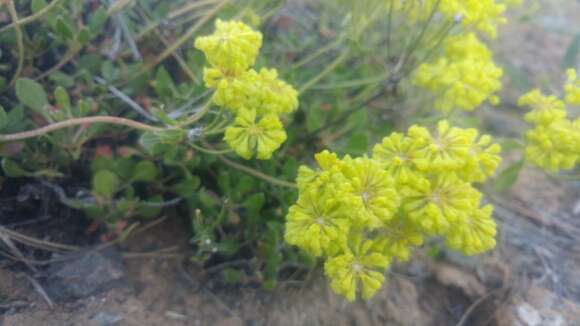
[203, 68, 258, 112]
[340, 156, 400, 228]
[372, 132, 426, 184]
[525, 119, 580, 172]
[459, 134, 502, 183]
[224, 109, 287, 160]
[518, 89, 567, 126]
[194, 19, 262, 72]
[565, 69, 580, 106]
[375, 213, 424, 262]
[254, 68, 299, 115]
[408, 120, 474, 172]
[324, 239, 390, 301]
[285, 187, 350, 257]
[402, 174, 481, 234]
[413, 34, 503, 113]
[445, 204, 497, 255]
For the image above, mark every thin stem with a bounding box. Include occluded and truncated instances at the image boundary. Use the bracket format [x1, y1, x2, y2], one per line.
[0, 0, 65, 35]
[189, 142, 232, 155]
[299, 49, 350, 94]
[310, 72, 389, 90]
[218, 155, 297, 189]
[292, 37, 343, 69]
[0, 116, 163, 142]
[178, 96, 214, 127]
[7, 0, 24, 87]
[130, 0, 229, 82]
[385, 0, 394, 60]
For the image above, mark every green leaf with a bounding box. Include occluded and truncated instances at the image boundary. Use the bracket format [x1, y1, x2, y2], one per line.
[139, 132, 164, 154]
[306, 107, 326, 132]
[54, 86, 71, 112]
[132, 161, 158, 182]
[150, 107, 176, 126]
[0, 105, 8, 131]
[243, 193, 265, 217]
[31, 0, 47, 13]
[158, 128, 186, 144]
[174, 177, 201, 198]
[1, 159, 28, 177]
[92, 170, 119, 198]
[494, 159, 524, 192]
[55, 16, 74, 39]
[562, 33, 580, 69]
[153, 67, 175, 98]
[89, 7, 108, 33]
[15, 78, 48, 113]
[77, 27, 91, 45]
[344, 132, 369, 155]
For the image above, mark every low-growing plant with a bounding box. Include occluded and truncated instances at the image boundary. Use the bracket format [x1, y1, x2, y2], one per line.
[0, 0, 578, 302]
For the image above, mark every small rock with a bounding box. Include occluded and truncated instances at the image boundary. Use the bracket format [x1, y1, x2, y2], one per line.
[46, 247, 125, 301]
[517, 303, 542, 326]
[90, 312, 123, 326]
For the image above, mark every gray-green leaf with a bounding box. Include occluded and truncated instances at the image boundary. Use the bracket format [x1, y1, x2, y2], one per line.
[92, 170, 119, 198]
[15, 78, 48, 113]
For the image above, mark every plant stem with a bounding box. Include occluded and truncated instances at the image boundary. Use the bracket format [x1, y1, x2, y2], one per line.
[189, 142, 232, 155]
[6, 0, 24, 88]
[0, 0, 65, 35]
[218, 155, 297, 189]
[0, 116, 163, 142]
[292, 37, 343, 69]
[298, 49, 350, 94]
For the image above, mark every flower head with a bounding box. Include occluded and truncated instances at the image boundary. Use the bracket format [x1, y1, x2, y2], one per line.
[372, 132, 426, 184]
[224, 109, 287, 160]
[565, 69, 580, 106]
[445, 204, 497, 255]
[285, 186, 350, 257]
[194, 19, 262, 72]
[340, 156, 400, 228]
[518, 89, 567, 126]
[525, 119, 580, 172]
[324, 238, 390, 301]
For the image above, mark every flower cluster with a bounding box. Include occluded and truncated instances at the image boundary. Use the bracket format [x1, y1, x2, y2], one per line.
[195, 20, 299, 160]
[413, 33, 503, 113]
[396, 0, 507, 38]
[518, 71, 580, 172]
[285, 120, 501, 301]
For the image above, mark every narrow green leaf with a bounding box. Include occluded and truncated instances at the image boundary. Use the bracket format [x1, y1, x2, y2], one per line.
[1, 159, 28, 177]
[494, 159, 525, 192]
[54, 86, 71, 111]
[55, 16, 74, 39]
[562, 33, 580, 69]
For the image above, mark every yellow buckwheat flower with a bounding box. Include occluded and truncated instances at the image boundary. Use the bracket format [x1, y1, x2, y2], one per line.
[203, 68, 258, 112]
[413, 34, 503, 113]
[194, 19, 262, 72]
[402, 174, 481, 234]
[339, 156, 400, 228]
[408, 120, 474, 172]
[324, 238, 390, 302]
[372, 132, 426, 184]
[565, 69, 580, 106]
[375, 213, 424, 262]
[254, 68, 299, 115]
[525, 119, 580, 172]
[285, 187, 350, 257]
[445, 204, 497, 255]
[459, 134, 502, 183]
[224, 109, 287, 160]
[518, 89, 567, 126]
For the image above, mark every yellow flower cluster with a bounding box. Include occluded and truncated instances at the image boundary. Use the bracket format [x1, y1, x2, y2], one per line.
[518, 74, 580, 172]
[195, 20, 299, 160]
[286, 120, 501, 301]
[565, 69, 580, 106]
[396, 0, 507, 38]
[413, 34, 503, 113]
